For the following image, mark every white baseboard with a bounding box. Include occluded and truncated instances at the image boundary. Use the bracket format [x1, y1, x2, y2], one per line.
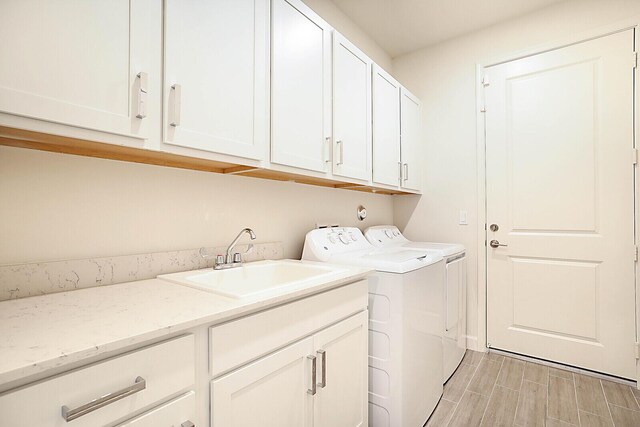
[465, 335, 485, 352]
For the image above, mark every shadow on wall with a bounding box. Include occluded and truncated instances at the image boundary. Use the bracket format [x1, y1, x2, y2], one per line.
[393, 194, 421, 231]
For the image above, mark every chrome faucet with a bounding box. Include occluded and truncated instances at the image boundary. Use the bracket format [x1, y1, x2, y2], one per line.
[213, 228, 256, 270]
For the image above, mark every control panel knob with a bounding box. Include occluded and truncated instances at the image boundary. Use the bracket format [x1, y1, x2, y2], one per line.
[384, 230, 393, 238]
[328, 234, 337, 244]
[393, 230, 400, 236]
[348, 232, 356, 241]
[339, 233, 350, 244]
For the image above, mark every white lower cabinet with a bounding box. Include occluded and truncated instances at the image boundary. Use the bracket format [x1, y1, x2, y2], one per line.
[0, 335, 195, 427]
[211, 311, 368, 427]
[117, 392, 196, 427]
[313, 311, 368, 427]
[212, 337, 315, 426]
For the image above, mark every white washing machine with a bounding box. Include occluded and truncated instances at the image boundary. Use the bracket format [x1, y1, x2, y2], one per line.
[365, 225, 466, 383]
[302, 227, 444, 427]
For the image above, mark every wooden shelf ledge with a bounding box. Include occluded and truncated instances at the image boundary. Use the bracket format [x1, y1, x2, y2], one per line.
[0, 126, 415, 196]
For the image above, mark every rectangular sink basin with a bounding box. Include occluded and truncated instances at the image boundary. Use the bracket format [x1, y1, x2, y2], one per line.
[158, 260, 348, 298]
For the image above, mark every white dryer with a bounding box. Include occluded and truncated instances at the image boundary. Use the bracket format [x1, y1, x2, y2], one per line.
[365, 225, 466, 382]
[302, 227, 444, 427]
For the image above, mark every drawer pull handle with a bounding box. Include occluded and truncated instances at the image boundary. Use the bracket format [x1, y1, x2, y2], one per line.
[307, 355, 317, 395]
[61, 376, 146, 422]
[181, 422, 195, 427]
[317, 349, 326, 388]
[170, 84, 182, 127]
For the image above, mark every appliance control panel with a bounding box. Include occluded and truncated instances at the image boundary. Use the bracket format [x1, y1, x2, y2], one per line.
[364, 225, 408, 245]
[302, 227, 373, 262]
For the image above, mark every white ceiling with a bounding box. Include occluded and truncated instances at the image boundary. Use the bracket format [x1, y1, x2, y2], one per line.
[331, 0, 568, 57]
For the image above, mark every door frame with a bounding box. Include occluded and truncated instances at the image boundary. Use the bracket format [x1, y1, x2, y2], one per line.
[475, 16, 640, 383]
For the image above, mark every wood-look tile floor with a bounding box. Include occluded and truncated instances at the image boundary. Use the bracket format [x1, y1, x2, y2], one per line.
[426, 350, 640, 427]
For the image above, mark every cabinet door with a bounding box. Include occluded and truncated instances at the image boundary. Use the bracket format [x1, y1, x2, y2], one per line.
[400, 88, 422, 191]
[117, 392, 196, 427]
[0, 0, 155, 141]
[164, 0, 268, 160]
[372, 66, 401, 187]
[332, 33, 371, 182]
[212, 337, 315, 427]
[271, 0, 332, 172]
[313, 311, 368, 427]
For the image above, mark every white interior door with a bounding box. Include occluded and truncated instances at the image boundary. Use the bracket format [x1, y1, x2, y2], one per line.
[485, 30, 636, 379]
[313, 311, 368, 427]
[164, 0, 268, 160]
[332, 33, 371, 182]
[372, 65, 401, 187]
[0, 0, 155, 140]
[400, 88, 422, 191]
[271, 0, 332, 172]
[211, 337, 314, 427]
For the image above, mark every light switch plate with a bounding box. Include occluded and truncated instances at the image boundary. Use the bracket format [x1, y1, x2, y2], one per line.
[459, 211, 468, 225]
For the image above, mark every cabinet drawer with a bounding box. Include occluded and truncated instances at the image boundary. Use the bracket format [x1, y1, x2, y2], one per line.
[210, 280, 367, 377]
[0, 335, 195, 427]
[118, 392, 196, 427]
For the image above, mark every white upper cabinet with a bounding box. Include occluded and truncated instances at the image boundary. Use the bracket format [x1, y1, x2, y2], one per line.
[400, 88, 422, 191]
[0, 0, 157, 142]
[163, 0, 269, 161]
[271, 0, 332, 173]
[372, 65, 402, 187]
[332, 33, 371, 182]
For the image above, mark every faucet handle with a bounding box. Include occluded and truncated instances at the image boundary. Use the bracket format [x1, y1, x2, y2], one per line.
[232, 252, 242, 263]
[215, 254, 225, 265]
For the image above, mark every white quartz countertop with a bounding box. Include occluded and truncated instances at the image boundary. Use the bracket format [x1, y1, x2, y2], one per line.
[0, 261, 371, 387]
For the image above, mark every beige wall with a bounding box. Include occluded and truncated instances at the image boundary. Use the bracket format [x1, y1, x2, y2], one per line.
[391, 0, 640, 349]
[303, 0, 393, 70]
[0, 146, 393, 264]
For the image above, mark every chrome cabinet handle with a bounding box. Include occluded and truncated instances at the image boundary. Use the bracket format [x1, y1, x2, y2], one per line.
[135, 72, 148, 119]
[336, 140, 344, 165]
[317, 350, 326, 388]
[489, 240, 507, 248]
[170, 84, 182, 127]
[404, 163, 409, 181]
[61, 376, 146, 422]
[324, 137, 331, 163]
[181, 421, 195, 427]
[307, 355, 317, 395]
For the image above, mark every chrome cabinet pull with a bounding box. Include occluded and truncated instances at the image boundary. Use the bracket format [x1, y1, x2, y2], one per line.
[170, 84, 182, 127]
[404, 163, 409, 181]
[135, 72, 148, 119]
[317, 350, 326, 388]
[324, 137, 331, 163]
[61, 376, 146, 422]
[307, 355, 317, 395]
[181, 421, 195, 427]
[336, 140, 344, 165]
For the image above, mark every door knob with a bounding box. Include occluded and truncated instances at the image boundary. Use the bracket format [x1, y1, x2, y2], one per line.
[489, 240, 507, 248]
[489, 223, 499, 232]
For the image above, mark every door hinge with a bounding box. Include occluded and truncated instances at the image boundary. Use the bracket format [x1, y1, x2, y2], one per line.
[633, 52, 638, 69]
[482, 75, 490, 87]
[633, 148, 638, 165]
[635, 342, 640, 359]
